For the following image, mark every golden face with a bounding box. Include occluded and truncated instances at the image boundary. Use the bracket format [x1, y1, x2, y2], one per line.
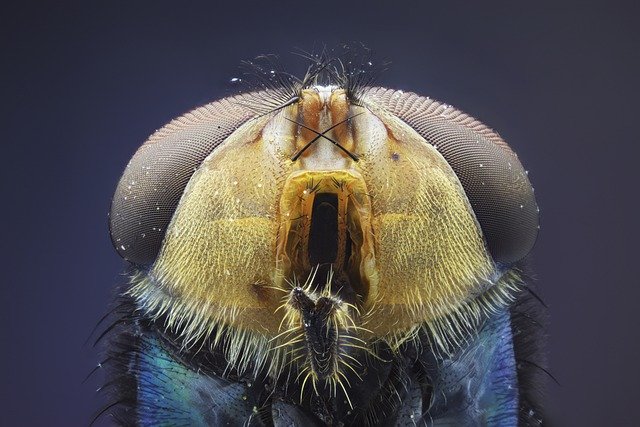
[111, 80, 538, 390]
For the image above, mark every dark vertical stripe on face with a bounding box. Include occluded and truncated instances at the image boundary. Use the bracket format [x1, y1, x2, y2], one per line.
[308, 193, 339, 265]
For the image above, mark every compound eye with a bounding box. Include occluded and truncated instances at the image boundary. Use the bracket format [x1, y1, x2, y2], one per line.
[109, 96, 255, 266]
[363, 88, 538, 265]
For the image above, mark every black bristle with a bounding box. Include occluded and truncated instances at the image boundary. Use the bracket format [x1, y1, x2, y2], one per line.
[510, 264, 550, 426]
[330, 43, 389, 105]
[89, 283, 142, 426]
[233, 45, 387, 116]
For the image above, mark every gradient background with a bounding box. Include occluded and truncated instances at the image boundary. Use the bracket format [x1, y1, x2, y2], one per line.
[2, 1, 638, 425]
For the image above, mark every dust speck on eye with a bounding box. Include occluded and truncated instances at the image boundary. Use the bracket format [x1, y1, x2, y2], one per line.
[391, 152, 400, 161]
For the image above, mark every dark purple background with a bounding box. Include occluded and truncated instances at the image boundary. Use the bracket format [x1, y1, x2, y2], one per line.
[2, 1, 638, 425]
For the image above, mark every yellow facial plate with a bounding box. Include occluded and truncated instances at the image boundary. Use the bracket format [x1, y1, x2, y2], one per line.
[141, 89, 495, 340]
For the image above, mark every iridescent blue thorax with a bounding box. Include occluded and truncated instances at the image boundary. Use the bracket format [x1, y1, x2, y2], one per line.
[132, 307, 518, 426]
[424, 310, 519, 425]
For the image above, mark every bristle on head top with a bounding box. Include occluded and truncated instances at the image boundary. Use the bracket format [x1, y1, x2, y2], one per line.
[233, 44, 388, 116]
